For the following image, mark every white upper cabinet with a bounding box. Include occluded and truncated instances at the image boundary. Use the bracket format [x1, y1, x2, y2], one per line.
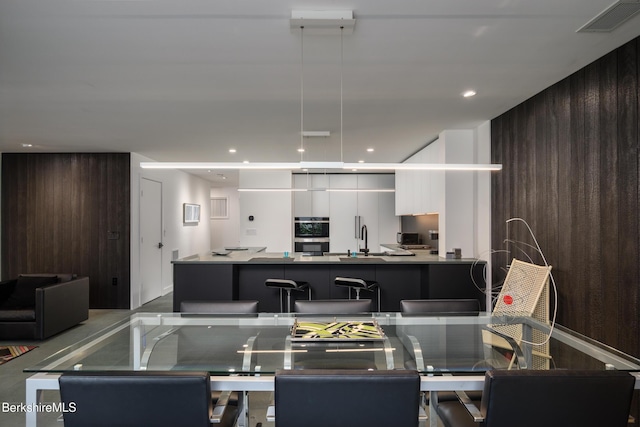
[293, 174, 330, 217]
[395, 139, 443, 216]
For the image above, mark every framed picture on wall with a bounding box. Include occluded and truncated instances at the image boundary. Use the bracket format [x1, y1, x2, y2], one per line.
[183, 203, 201, 223]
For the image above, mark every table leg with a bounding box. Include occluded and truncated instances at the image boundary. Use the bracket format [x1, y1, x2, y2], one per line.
[237, 390, 248, 427]
[25, 373, 61, 427]
[429, 391, 438, 427]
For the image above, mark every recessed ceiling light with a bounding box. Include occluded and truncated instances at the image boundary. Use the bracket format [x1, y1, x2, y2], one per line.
[297, 148, 305, 153]
[352, 168, 358, 171]
[243, 160, 250, 164]
[462, 90, 477, 98]
[229, 148, 237, 153]
[366, 148, 374, 152]
[22, 143, 33, 147]
[358, 160, 365, 163]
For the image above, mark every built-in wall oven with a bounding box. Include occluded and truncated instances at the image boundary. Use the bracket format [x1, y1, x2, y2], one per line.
[294, 217, 330, 255]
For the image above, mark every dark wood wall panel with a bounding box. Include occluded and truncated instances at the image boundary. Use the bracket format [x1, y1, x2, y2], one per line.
[492, 38, 640, 416]
[1, 153, 130, 309]
[492, 38, 640, 353]
[616, 41, 639, 355]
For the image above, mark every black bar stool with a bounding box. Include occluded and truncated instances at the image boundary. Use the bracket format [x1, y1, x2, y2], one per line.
[265, 279, 311, 313]
[334, 277, 380, 312]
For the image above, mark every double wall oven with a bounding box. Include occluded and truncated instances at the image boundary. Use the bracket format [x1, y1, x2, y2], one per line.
[294, 217, 329, 255]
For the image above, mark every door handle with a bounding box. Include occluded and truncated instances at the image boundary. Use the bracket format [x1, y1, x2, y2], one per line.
[158, 242, 164, 249]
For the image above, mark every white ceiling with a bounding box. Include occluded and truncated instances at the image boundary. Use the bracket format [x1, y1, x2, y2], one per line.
[1, 0, 639, 186]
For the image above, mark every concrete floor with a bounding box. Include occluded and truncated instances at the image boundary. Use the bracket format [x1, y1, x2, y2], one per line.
[0, 293, 436, 427]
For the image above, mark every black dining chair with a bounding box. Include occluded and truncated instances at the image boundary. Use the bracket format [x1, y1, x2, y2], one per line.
[399, 299, 485, 408]
[58, 371, 237, 427]
[293, 298, 371, 314]
[273, 369, 421, 427]
[399, 298, 489, 372]
[433, 369, 635, 427]
[179, 300, 259, 409]
[180, 300, 259, 314]
[400, 299, 480, 316]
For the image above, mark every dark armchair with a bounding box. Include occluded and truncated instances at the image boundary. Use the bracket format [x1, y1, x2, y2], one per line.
[434, 370, 635, 427]
[0, 274, 89, 340]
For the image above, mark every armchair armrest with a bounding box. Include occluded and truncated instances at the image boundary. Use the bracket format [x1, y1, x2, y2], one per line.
[210, 390, 232, 424]
[35, 276, 89, 339]
[455, 390, 485, 423]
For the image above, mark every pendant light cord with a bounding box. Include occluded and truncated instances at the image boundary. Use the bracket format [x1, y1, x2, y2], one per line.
[300, 26, 305, 161]
[340, 26, 344, 163]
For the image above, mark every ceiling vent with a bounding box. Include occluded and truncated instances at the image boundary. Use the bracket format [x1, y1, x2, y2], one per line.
[577, 0, 640, 32]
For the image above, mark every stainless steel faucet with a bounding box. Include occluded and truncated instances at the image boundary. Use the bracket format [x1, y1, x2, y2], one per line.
[360, 224, 369, 256]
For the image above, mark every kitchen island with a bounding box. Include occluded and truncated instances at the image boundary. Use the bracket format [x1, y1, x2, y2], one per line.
[172, 247, 486, 312]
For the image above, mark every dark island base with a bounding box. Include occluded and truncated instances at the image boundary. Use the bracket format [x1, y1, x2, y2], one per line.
[173, 262, 486, 313]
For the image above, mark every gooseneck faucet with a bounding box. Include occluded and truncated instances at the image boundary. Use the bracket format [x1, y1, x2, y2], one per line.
[360, 224, 369, 256]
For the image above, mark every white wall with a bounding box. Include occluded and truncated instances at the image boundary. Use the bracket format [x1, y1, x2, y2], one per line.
[476, 120, 493, 309]
[210, 187, 241, 249]
[130, 153, 212, 309]
[0, 153, 2, 279]
[434, 126, 492, 305]
[238, 170, 292, 252]
[397, 127, 491, 265]
[439, 130, 476, 258]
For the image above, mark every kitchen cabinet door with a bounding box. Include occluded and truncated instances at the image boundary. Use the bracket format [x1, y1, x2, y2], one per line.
[356, 175, 380, 251]
[394, 169, 407, 215]
[311, 174, 330, 217]
[394, 140, 444, 215]
[329, 174, 358, 252]
[293, 174, 312, 217]
[378, 174, 399, 245]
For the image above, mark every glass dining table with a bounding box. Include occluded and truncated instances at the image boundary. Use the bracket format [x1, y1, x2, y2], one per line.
[24, 312, 640, 427]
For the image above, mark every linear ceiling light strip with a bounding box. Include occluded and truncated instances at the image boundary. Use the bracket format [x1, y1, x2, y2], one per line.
[140, 161, 502, 171]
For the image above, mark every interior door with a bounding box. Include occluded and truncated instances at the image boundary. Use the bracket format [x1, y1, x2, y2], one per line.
[140, 178, 163, 304]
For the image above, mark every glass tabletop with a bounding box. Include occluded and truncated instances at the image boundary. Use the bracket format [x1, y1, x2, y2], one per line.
[25, 312, 640, 375]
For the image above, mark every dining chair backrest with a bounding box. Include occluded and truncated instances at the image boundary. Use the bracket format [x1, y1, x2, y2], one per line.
[275, 369, 420, 427]
[59, 371, 212, 427]
[294, 299, 371, 314]
[180, 300, 259, 314]
[400, 299, 480, 316]
[435, 369, 635, 427]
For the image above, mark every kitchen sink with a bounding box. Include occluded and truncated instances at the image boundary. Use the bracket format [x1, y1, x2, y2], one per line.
[338, 257, 386, 262]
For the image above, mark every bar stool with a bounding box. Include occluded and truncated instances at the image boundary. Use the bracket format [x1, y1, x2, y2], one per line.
[265, 279, 311, 313]
[334, 277, 381, 312]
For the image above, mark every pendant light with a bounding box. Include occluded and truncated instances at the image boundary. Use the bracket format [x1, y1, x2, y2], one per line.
[141, 11, 502, 174]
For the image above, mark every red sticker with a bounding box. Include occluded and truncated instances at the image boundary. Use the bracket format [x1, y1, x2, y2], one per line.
[503, 295, 513, 305]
